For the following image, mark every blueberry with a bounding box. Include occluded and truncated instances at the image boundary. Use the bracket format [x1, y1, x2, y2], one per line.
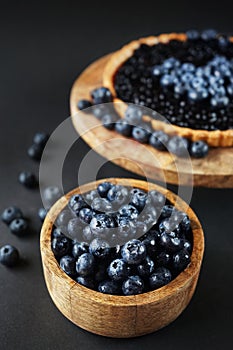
[38, 208, 48, 222]
[137, 256, 154, 277]
[9, 218, 28, 236]
[56, 209, 73, 227]
[72, 242, 89, 259]
[95, 264, 108, 283]
[51, 236, 71, 258]
[159, 231, 182, 253]
[43, 186, 62, 207]
[132, 126, 150, 143]
[76, 276, 95, 289]
[97, 182, 113, 198]
[182, 240, 192, 254]
[142, 231, 160, 257]
[69, 194, 86, 216]
[102, 113, 118, 130]
[91, 87, 113, 104]
[156, 251, 171, 267]
[149, 267, 172, 290]
[89, 214, 109, 237]
[107, 258, 129, 281]
[98, 280, 120, 295]
[107, 185, 129, 207]
[79, 208, 94, 224]
[186, 29, 200, 40]
[91, 197, 112, 213]
[172, 250, 191, 273]
[115, 119, 132, 136]
[201, 29, 217, 40]
[33, 132, 49, 147]
[161, 205, 176, 219]
[92, 105, 111, 119]
[82, 225, 93, 241]
[76, 253, 95, 276]
[124, 105, 143, 125]
[60, 255, 76, 276]
[140, 205, 158, 228]
[0, 245, 20, 267]
[160, 74, 176, 87]
[167, 136, 189, 158]
[121, 239, 146, 265]
[159, 218, 181, 234]
[117, 217, 137, 241]
[52, 227, 65, 238]
[18, 171, 38, 188]
[89, 238, 110, 259]
[77, 99, 92, 111]
[122, 275, 144, 295]
[85, 190, 99, 204]
[67, 218, 83, 240]
[27, 143, 43, 161]
[149, 130, 169, 151]
[118, 204, 139, 220]
[190, 140, 209, 158]
[130, 189, 147, 211]
[1, 206, 23, 225]
[147, 190, 166, 209]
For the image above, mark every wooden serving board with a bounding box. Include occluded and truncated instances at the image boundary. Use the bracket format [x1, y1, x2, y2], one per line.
[70, 54, 233, 188]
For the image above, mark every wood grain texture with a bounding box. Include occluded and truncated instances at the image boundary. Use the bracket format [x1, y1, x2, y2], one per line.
[69, 55, 233, 188]
[40, 178, 205, 338]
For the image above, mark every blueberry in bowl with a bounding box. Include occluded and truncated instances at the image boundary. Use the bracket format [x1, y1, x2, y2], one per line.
[40, 178, 204, 337]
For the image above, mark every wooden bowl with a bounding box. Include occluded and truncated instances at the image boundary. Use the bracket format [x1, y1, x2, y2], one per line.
[40, 178, 204, 338]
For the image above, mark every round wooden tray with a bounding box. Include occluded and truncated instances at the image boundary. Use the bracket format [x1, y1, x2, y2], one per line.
[40, 178, 204, 338]
[70, 54, 233, 188]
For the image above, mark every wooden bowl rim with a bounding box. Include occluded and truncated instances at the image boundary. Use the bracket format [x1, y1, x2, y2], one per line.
[40, 178, 204, 307]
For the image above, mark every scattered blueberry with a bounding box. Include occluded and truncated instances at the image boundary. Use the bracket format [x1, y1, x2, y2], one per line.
[190, 140, 209, 158]
[149, 130, 169, 150]
[38, 208, 48, 222]
[33, 132, 49, 147]
[1, 206, 23, 225]
[9, 218, 28, 236]
[43, 186, 62, 207]
[27, 143, 43, 161]
[167, 136, 189, 158]
[0, 245, 20, 267]
[77, 99, 92, 111]
[91, 87, 113, 104]
[18, 171, 38, 188]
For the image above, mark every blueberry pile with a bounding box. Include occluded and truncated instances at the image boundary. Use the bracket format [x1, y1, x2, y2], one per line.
[52, 182, 193, 295]
[114, 29, 233, 131]
[0, 131, 50, 268]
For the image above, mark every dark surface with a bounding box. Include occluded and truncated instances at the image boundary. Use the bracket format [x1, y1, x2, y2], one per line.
[0, 1, 233, 349]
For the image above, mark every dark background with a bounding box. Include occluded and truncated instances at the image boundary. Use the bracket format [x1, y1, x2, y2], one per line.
[1, 1, 233, 349]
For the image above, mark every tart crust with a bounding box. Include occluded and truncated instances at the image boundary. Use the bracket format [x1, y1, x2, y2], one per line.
[103, 33, 233, 147]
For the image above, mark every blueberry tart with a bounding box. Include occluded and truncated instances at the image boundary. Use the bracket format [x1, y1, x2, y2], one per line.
[103, 30, 233, 147]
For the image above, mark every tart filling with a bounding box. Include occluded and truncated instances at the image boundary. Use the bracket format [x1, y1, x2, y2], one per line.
[103, 30, 233, 147]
